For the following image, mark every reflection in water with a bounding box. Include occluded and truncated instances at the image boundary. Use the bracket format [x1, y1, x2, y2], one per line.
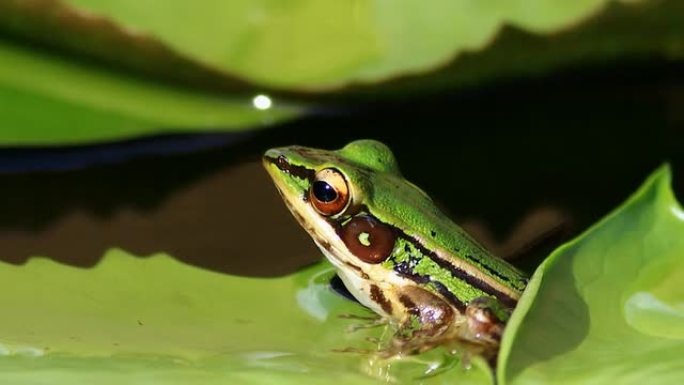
[296, 264, 338, 321]
[362, 345, 490, 384]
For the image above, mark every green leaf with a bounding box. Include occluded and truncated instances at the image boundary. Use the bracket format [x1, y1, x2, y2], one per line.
[53, 0, 684, 90]
[0, 250, 492, 384]
[499, 165, 684, 385]
[0, 39, 300, 146]
[2, 0, 682, 147]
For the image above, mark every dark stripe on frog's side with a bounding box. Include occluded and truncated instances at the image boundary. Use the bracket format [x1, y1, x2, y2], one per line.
[391, 232, 519, 309]
[370, 284, 393, 315]
[394, 270, 467, 312]
[453, 244, 527, 292]
[427, 248, 519, 308]
[427, 228, 527, 293]
[350, 205, 526, 295]
[430, 281, 467, 312]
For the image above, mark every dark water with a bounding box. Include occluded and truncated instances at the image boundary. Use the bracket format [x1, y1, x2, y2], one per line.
[1, 61, 682, 277]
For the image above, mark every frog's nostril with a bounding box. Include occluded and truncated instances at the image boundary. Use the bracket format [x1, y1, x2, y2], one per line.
[276, 155, 289, 169]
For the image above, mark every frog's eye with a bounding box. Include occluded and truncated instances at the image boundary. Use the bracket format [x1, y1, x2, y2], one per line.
[310, 168, 350, 216]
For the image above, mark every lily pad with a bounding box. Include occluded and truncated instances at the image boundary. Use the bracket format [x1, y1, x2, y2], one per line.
[0, 250, 492, 384]
[0, 39, 300, 146]
[499, 165, 684, 385]
[1, 1, 682, 147]
[40, 0, 684, 90]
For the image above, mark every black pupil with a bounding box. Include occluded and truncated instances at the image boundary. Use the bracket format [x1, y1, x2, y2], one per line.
[313, 181, 337, 202]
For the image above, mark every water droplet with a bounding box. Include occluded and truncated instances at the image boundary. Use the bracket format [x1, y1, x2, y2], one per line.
[252, 94, 272, 110]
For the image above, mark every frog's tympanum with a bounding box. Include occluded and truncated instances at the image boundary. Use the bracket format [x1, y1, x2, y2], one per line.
[263, 140, 528, 355]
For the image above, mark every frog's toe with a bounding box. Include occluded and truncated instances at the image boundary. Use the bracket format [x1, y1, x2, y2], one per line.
[345, 317, 388, 333]
[338, 312, 381, 321]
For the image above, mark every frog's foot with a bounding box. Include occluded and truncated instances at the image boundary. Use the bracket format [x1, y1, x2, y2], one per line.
[444, 336, 499, 368]
[331, 334, 389, 356]
[346, 317, 388, 333]
[464, 297, 508, 344]
[383, 327, 466, 357]
[338, 313, 381, 321]
[339, 313, 387, 333]
[378, 336, 440, 358]
[360, 335, 378, 344]
[331, 346, 374, 354]
[375, 331, 498, 369]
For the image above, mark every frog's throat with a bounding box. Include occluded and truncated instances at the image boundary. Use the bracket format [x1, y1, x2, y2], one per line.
[312, 238, 391, 317]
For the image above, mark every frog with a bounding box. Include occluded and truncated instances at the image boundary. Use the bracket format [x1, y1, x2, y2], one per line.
[262, 139, 528, 355]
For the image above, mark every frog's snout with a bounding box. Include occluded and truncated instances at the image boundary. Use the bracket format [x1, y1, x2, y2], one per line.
[262, 149, 291, 174]
[263, 148, 282, 161]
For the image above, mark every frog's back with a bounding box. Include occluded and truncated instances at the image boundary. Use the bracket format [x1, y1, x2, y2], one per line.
[373, 173, 526, 287]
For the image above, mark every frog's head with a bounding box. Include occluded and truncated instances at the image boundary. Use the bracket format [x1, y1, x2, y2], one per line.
[263, 140, 404, 312]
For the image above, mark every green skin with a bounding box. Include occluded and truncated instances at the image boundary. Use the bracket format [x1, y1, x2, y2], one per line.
[263, 140, 528, 351]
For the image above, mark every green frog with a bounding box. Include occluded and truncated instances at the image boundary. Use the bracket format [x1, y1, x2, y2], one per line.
[263, 140, 528, 354]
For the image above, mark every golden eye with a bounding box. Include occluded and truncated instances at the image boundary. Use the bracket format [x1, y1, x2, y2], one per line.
[310, 168, 349, 216]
